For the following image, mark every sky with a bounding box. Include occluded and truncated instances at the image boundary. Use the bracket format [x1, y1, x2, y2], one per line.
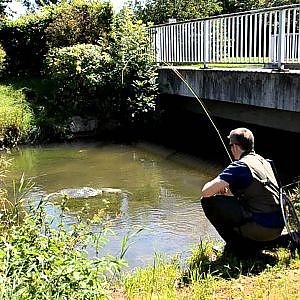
[6, 0, 127, 19]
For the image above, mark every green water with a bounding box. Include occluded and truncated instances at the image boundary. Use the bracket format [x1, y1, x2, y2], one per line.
[7, 141, 223, 268]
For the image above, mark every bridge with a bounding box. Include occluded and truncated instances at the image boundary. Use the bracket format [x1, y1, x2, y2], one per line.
[150, 5, 300, 133]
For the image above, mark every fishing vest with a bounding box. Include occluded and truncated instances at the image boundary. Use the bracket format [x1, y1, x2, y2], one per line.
[236, 153, 281, 213]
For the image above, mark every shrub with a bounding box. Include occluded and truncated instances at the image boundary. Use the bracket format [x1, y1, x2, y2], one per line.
[45, 8, 159, 132]
[45, 43, 113, 117]
[111, 8, 158, 127]
[0, 0, 114, 76]
[0, 12, 54, 75]
[0, 85, 34, 148]
[0, 44, 6, 75]
[45, 0, 113, 49]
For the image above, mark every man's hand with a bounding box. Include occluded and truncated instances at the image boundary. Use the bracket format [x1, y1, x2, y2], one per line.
[201, 177, 230, 198]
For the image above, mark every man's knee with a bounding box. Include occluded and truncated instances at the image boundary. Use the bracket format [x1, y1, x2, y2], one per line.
[201, 195, 245, 225]
[200, 196, 210, 209]
[201, 195, 227, 221]
[201, 196, 216, 216]
[201, 195, 227, 212]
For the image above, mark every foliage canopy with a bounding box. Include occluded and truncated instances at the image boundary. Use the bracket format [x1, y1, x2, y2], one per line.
[132, 0, 222, 24]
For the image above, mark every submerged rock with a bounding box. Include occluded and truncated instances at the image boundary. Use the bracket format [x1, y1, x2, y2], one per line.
[58, 187, 122, 199]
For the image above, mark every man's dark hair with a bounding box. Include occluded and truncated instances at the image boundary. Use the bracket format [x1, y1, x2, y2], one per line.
[228, 128, 254, 151]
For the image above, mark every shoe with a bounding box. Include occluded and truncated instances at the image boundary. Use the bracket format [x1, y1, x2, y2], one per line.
[212, 245, 223, 253]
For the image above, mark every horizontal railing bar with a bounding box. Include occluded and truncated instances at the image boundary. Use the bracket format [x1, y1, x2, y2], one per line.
[150, 4, 300, 68]
[151, 4, 300, 28]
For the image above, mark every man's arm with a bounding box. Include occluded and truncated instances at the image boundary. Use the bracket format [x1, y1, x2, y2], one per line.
[201, 177, 230, 198]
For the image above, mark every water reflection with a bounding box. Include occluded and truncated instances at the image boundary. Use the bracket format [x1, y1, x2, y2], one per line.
[7, 142, 223, 269]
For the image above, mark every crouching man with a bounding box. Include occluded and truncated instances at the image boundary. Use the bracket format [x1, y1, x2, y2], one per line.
[201, 128, 284, 255]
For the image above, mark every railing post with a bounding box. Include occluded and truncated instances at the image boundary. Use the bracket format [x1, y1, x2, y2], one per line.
[277, 9, 286, 70]
[155, 28, 161, 63]
[204, 20, 210, 68]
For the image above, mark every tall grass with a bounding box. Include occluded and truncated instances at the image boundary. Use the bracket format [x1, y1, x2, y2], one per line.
[0, 85, 34, 148]
[122, 240, 300, 299]
[123, 254, 183, 299]
[0, 45, 5, 74]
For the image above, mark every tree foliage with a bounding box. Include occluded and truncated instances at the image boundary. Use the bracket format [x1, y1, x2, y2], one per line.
[111, 7, 158, 126]
[0, 0, 11, 19]
[45, 0, 113, 48]
[221, 0, 300, 14]
[22, 0, 59, 12]
[132, 0, 222, 24]
[45, 43, 112, 115]
[132, 0, 300, 22]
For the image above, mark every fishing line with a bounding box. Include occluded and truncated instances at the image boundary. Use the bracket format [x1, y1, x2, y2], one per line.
[161, 62, 233, 163]
[121, 47, 232, 162]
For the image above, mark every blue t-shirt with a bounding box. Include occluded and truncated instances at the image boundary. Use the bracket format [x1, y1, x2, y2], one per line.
[219, 161, 284, 228]
[219, 161, 253, 190]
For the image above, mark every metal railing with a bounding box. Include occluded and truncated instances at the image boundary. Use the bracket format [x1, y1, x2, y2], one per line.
[149, 4, 300, 69]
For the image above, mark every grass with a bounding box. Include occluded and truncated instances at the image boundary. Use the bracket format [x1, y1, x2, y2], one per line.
[118, 188, 300, 299]
[117, 243, 300, 299]
[0, 84, 34, 147]
[0, 76, 71, 145]
[0, 76, 56, 99]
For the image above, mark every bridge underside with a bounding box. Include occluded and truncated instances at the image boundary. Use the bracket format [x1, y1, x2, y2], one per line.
[158, 67, 300, 133]
[162, 95, 300, 133]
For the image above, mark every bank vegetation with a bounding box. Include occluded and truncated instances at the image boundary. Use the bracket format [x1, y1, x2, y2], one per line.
[0, 0, 158, 149]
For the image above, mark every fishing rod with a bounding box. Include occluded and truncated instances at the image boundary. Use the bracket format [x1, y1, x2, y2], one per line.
[121, 47, 233, 162]
[162, 63, 233, 163]
[122, 51, 233, 163]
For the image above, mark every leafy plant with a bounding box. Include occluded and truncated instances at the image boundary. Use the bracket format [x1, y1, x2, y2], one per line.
[131, 0, 222, 25]
[45, 43, 113, 117]
[290, 183, 300, 213]
[0, 170, 127, 299]
[111, 7, 158, 128]
[0, 44, 6, 75]
[45, 0, 113, 49]
[0, 84, 34, 148]
[0, 0, 113, 76]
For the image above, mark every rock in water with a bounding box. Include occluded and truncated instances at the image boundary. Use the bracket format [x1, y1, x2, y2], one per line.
[59, 187, 103, 199]
[101, 188, 122, 194]
[58, 187, 122, 199]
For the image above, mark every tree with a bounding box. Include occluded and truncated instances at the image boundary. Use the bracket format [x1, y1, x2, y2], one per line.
[0, 0, 11, 19]
[22, 0, 59, 12]
[221, 0, 300, 14]
[132, 0, 222, 24]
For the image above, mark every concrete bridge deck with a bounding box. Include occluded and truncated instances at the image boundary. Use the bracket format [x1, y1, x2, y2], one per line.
[158, 66, 300, 133]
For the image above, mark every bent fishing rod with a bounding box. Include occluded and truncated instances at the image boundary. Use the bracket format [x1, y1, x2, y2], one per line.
[161, 62, 233, 163]
[121, 52, 233, 163]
